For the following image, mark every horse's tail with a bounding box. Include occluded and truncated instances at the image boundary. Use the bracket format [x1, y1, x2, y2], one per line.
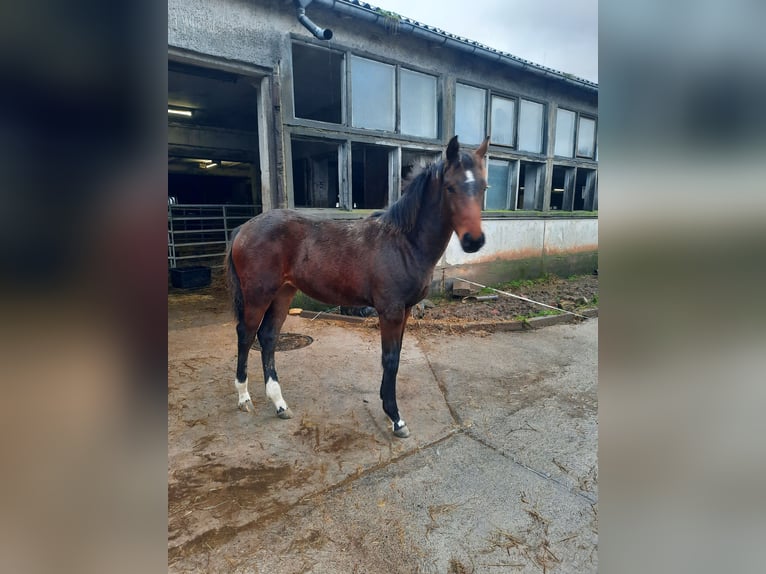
[225, 226, 245, 324]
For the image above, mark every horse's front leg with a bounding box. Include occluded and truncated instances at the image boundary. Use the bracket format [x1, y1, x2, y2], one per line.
[378, 308, 411, 438]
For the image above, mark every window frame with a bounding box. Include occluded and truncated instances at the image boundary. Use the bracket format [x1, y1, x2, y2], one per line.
[399, 67, 440, 140]
[290, 38, 442, 142]
[489, 93, 518, 149]
[553, 105, 598, 160]
[516, 97, 547, 155]
[289, 40, 347, 126]
[553, 107, 577, 158]
[452, 80, 549, 155]
[454, 81, 489, 146]
[576, 114, 597, 159]
[349, 54, 397, 132]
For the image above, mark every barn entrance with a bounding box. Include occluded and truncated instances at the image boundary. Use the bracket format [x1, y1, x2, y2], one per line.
[168, 59, 266, 269]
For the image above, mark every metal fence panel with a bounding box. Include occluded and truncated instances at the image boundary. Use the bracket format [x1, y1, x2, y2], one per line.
[167, 204, 259, 268]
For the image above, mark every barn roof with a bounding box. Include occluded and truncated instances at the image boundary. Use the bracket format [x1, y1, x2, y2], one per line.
[312, 0, 598, 92]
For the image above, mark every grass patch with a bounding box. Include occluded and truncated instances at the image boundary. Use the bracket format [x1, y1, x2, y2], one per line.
[291, 291, 329, 312]
[483, 272, 558, 294]
[514, 308, 563, 322]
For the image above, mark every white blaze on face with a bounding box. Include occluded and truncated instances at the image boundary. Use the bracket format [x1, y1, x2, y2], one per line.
[465, 170, 475, 184]
[235, 378, 251, 406]
[265, 377, 288, 412]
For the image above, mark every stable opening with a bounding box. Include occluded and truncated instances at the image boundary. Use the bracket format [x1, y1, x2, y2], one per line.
[550, 165, 575, 211]
[167, 60, 263, 269]
[168, 61, 261, 206]
[575, 168, 597, 211]
[168, 160, 253, 204]
[292, 43, 343, 124]
[352, 143, 390, 209]
[291, 138, 340, 208]
[401, 150, 439, 182]
[518, 161, 545, 210]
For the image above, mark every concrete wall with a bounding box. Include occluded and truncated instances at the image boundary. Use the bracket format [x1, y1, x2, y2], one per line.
[168, 0, 597, 119]
[436, 217, 598, 287]
[444, 218, 597, 265]
[168, 0, 289, 67]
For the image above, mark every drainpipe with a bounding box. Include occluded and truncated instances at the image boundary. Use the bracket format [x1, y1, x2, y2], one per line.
[295, 0, 333, 40]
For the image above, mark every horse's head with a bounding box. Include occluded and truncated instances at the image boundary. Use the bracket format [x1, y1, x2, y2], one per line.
[443, 135, 489, 253]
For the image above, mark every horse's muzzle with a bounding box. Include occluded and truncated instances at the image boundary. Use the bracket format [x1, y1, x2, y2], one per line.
[460, 232, 485, 253]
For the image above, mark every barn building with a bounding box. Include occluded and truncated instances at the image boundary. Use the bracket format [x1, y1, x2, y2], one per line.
[168, 0, 598, 285]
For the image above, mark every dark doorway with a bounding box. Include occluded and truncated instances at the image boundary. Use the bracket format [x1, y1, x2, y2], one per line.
[551, 165, 575, 211]
[518, 161, 545, 210]
[575, 168, 597, 211]
[352, 143, 390, 209]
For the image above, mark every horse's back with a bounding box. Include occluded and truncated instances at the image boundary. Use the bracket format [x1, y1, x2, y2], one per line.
[235, 209, 313, 249]
[232, 209, 384, 306]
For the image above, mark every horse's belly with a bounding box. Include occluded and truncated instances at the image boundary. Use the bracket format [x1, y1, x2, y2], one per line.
[289, 264, 371, 307]
[291, 279, 370, 307]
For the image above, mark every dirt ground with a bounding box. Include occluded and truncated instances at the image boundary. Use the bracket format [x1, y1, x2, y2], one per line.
[169, 271, 598, 328]
[422, 274, 598, 323]
[168, 271, 598, 572]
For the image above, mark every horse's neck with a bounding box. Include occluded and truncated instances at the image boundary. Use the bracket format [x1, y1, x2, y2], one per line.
[410, 184, 453, 266]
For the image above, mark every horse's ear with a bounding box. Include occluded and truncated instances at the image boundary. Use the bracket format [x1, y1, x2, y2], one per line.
[476, 136, 490, 158]
[446, 135, 459, 164]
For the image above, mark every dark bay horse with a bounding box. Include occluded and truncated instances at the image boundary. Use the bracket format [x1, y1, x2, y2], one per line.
[225, 135, 488, 438]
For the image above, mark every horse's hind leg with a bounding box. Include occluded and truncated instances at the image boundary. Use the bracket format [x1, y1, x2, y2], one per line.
[258, 285, 298, 419]
[234, 303, 269, 412]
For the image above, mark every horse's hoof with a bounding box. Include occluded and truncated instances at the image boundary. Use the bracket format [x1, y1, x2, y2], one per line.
[238, 399, 253, 413]
[393, 423, 411, 439]
[277, 407, 293, 419]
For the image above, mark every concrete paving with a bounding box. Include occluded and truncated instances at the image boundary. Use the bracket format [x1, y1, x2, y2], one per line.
[168, 306, 597, 573]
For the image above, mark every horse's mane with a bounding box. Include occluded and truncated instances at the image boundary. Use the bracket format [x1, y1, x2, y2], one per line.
[375, 160, 442, 233]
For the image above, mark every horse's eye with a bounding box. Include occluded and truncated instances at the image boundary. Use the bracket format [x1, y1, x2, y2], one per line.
[447, 186, 456, 194]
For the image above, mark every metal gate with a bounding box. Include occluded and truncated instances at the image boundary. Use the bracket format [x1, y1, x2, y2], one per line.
[167, 204, 259, 268]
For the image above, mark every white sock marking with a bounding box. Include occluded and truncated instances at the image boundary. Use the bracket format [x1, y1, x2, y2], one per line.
[265, 377, 288, 412]
[392, 417, 406, 430]
[465, 170, 475, 183]
[235, 378, 251, 406]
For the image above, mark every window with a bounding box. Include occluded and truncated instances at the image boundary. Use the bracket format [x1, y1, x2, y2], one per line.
[455, 87, 548, 154]
[401, 69, 438, 138]
[490, 96, 516, 147]
[351, 56, 395, 131]
[518, 99, 544, 153]
[292, 43, 343, 124]
[455, 83, 486, 145]
[352, 143, 390, 209]
[486, 159, 513, 210]
[577, 116, 596, 158]
[554, 108, 597, 159]
[292, 46, 439, 139]
[291, 138, 340, 208]
[554, 108, 576, 158]
[518, 161, 545, 210]
[574, 168, 597, 210]
[551, 165, 575, 210]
